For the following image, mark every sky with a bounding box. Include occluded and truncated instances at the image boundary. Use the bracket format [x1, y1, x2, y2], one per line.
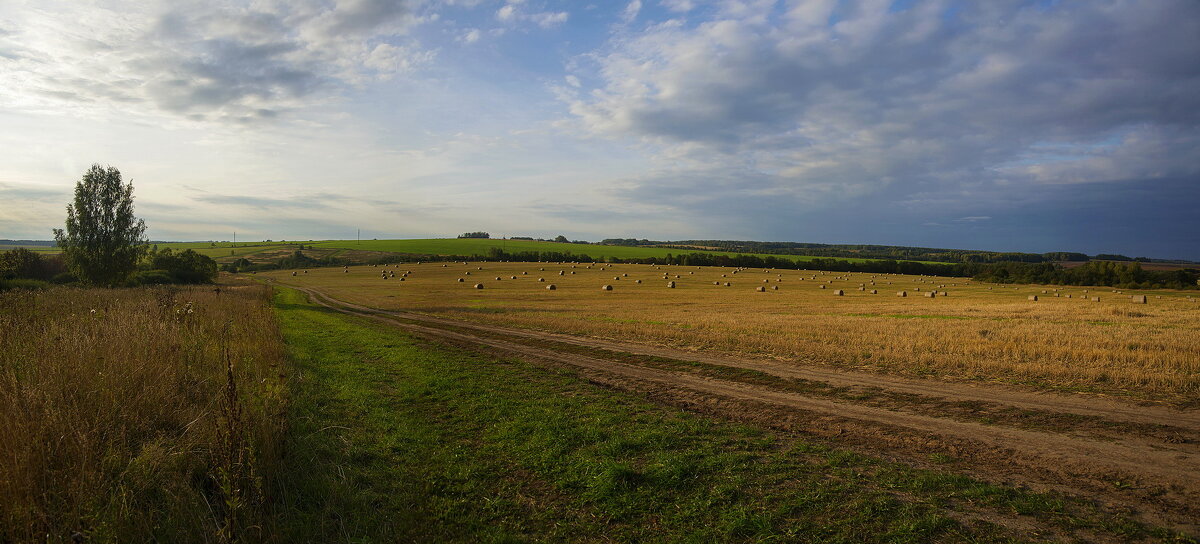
[0, 0, 1197, 259]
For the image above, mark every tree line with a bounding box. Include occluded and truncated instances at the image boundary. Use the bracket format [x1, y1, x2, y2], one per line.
[596, 238, 1195, 265]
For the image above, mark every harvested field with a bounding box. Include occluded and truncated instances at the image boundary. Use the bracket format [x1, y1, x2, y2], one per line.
[276, 282, 1200, 536]
[263, 262, 1200, 403]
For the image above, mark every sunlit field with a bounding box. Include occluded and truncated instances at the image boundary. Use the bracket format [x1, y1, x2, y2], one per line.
[266, 261, 1200, 402]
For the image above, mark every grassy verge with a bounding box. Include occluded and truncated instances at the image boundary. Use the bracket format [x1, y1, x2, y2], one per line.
[271, 286, 1186, 542]
[0, 285, 287, 542]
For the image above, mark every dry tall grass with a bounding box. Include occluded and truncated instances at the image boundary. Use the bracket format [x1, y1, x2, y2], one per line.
[0, 284, 286, 542]
[271, 262, 1200, 402]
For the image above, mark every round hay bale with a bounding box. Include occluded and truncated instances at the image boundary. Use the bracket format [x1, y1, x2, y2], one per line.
[897, 291, 907, 297]
[667, 281, 675, 288]
[510, 276, 517, 279]
[833, 290, 844, 296]
[756, 286, 766, 292]
[1028, 295, 1038, 301]
[713, 281, 720, 285]
[458, 278, 464, 282]
[819, 285, 826, 289]
[635, 279, 642, 284]
[538, 278, 545, 282]
[602, 285, 613, 291]
[474, 283, 484, 289]
[546, 284, 557, 290]
[772, 285, 779, 290]
[870, 289, 877, 294]
[724, 282, 731, 287]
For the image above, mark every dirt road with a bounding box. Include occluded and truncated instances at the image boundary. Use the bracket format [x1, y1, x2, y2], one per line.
[285, 283, 1200, 535]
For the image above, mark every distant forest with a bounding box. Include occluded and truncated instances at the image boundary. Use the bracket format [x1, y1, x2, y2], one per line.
[598, 239, 1196, 265]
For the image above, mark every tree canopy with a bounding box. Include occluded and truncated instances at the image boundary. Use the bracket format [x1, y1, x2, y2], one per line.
[53, 164, 148, 287]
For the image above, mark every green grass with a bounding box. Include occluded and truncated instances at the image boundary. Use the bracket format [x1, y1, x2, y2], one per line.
[310, 238, 941, 264]
[269, 286, 1182, 542]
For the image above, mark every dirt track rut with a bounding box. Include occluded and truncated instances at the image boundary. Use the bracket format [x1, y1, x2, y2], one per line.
[285, 283, 1200, 534]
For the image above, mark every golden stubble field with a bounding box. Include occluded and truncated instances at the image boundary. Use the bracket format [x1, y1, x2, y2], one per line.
[265, 261, 1200, 402]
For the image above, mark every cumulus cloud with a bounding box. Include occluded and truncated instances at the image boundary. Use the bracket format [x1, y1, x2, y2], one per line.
[566, 0, 1200, 223]
[494, 1, 568, 29]
[0, 0, 431, 124]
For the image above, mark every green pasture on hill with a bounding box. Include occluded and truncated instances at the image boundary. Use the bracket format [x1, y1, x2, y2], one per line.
[3, 238, 945, 265]
[309, 238, 940, 264]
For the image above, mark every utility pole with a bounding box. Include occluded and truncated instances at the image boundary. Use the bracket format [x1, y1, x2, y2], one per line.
[233, 231, 236, 245]
[358, 228, 361, 245]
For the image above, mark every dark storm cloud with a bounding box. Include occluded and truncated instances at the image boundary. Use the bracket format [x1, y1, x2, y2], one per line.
[567, 0, 1200, 257]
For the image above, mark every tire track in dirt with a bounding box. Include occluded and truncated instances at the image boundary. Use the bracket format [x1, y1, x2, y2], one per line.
[284, 283, 1200, 534]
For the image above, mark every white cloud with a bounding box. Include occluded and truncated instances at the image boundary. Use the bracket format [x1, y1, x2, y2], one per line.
[531, 11, 569, 28]
[459, 28, 481, 44]
[0, 0, 431, 124]
[660, 0, 695, 13]
[622, 0, 642, 23]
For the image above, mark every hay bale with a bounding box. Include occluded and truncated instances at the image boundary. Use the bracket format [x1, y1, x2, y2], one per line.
[495, 277, 502, 280]
[713, 281, 720, 285]
[510, 276, 517, 279]
[724, 282, 731, 287]
[819, 285, 826, 289]
[1028, 295, 1038, 301]
[559, 271, 565, 275]
[1092, 296, 1101, 302]
[833, 290, 844, 296]
[522, 271, 528, 275]
[772, 285, 779, 290]
[538, 278, 545, 282]
[925, 292, 936, 298]
[870, 289, 877, 294]
[897, 291, 907, 297]
[1131, 295, 1147, 304]
[546, 284, 556, 290]
[602, 285, 613, 291]
[474, 283, 484, 289]
[667, 281, 676, 288]
[635, 279, 642, 284]
[756, 286, 766, 292]
[458, 278, 464, 282]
